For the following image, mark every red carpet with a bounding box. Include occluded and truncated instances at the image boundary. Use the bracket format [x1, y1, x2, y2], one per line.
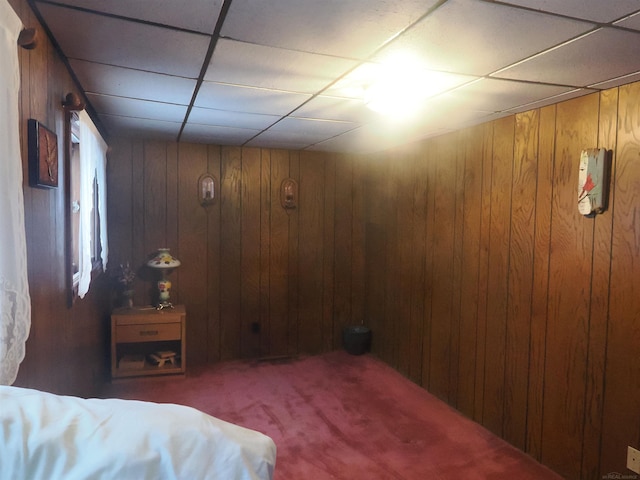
[103, 351, 561, 479]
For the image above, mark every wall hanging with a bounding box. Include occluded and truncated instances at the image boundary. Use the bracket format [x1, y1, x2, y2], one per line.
[198, 173, 216, 206]
[578, 148, 610, 217]
[280, 178, 298, 212]
[28, 119, 58, 188]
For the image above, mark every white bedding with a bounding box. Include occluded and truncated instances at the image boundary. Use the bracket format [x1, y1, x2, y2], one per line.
[0, 386, 276, 480]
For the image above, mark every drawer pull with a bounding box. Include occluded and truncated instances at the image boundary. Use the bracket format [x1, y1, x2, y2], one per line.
[140, 330, 159, 336]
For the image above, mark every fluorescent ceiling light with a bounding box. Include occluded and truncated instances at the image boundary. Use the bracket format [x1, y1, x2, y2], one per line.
[364, 53, 446, 120]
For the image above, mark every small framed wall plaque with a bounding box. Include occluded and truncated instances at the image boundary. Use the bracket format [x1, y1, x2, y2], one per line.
[28, 119, 59, 188]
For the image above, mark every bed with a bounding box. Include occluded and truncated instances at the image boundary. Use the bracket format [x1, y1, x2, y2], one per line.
[0, 386, 276, 479]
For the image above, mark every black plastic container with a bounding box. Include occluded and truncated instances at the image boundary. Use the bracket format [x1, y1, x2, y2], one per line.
[342, 325, 371, 355]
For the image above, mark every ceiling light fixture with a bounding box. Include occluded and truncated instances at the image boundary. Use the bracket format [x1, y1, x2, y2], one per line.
[364, 53, 433, 120]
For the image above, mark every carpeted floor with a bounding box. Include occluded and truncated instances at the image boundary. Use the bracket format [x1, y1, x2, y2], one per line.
[103, 351, 561, 479]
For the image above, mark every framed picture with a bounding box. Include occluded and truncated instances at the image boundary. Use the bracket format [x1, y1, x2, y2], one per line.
[28, 118, 58, 188]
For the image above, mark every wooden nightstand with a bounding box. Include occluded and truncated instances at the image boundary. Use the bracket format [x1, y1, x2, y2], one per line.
[110, 305, 186, 380]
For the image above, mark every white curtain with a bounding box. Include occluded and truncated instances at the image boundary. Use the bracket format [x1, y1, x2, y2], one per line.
[77, 110, 108, 298]
[0, 0, 31, 385]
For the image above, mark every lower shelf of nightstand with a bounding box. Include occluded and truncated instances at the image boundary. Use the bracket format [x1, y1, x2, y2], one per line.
[112, 360, 184, 379]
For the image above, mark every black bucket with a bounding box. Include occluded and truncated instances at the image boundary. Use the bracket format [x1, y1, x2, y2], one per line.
[342, 326, 371, 355]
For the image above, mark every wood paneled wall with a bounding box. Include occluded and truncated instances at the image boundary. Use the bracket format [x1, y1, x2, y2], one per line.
[10, 0, 111, 396]
[365, 87, 640, 479]
[107, 141, 365, 364]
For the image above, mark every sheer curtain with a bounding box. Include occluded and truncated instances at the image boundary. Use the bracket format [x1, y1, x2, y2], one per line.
[77, 109, 108, 298]
[0, 0, 31, 385]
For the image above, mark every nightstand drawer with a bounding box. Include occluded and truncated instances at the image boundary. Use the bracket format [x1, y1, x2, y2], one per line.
[116, 322, 181, 343]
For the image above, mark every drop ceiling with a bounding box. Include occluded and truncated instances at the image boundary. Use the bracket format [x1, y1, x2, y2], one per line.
[31, 0, 640, 154]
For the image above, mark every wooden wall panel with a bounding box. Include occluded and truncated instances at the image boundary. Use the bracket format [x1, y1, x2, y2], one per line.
[581, 88, 617, 480]
[503, 110, 538, 450]
[287, 152, 300, 355]
[381, 151, 400, 366]
[473, 122, 494, 423]
[131, 141, 146, 301]
[334, 155, 354, 350]
[482, 116, 514, 436]
[240, 148, 262, 358]
[526, 104, 555, 460]
[421, 144, 437, 390]
[268, 150, 291, 356]
[363, 156, 389, 362]
[206, 145, 222, 362]
[350, 155, 366, 331]
[219, 146, 243, 360]
[449, 133, 466, 405]
[428, 134, 457, 402]
[601, 82, 640, 476]
[259, 149, 272, 358]
[177, 143, 208, 366]
[322, 155, 336, 352]
[407, 148, 427, 385]
[541, 94, 598, 478]
[143, 142, 169, 251]
[297, 152, 326, 354]
[395, 147, 415, 378]
[457, 126, 484, 418]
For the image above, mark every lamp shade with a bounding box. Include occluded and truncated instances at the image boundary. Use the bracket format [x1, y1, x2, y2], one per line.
[147, 248, 181, 269]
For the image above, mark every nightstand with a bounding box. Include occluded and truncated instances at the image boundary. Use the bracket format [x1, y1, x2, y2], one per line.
[110, 305, 186, 380]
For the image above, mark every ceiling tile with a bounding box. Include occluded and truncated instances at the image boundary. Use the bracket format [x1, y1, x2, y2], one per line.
[205, 39, 357, 94]
[39, 0, 223, 33]
[399, 99, 493, 134]
[504, 88, 596, 113]
[496, 28, 640, 87]
[380, 0, 594, 76]
[589, 72, 640, 90]
[36, 3, 210, 77]
[220, 0, 440, 59]
[250, 117, 358, 145]
[292, 95, 376, 123]
[244, 137, 312, 151]
[180, 123, 261, 145]
[444, 78, 574, 112]
[86, 93, 187, 123]
[188, 107, 280, 129]
[614, 11, 640, 30]
[308, 122, 449, 154]
[195, 81, 311, 115]
[498, 0, 640, 23]
[69, 60, 197, 104]
[98, 115, 181, 140]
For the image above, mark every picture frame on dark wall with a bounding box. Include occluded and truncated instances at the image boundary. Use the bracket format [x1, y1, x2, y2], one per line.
[28, 118, 59, 188]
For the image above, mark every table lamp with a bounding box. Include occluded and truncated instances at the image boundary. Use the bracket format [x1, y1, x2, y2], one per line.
[147, 248, 180, 309]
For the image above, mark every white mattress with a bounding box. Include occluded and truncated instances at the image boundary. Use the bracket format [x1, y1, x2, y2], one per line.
[0, 386, 276, 480]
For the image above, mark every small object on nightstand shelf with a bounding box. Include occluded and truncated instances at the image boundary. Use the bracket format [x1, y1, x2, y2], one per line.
[118, 354, 145, 370]
[149, 350, 177, 367]
[155, 350, 176, 359]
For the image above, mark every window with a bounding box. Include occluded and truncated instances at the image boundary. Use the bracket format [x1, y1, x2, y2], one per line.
[65, 109, 108, 304]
